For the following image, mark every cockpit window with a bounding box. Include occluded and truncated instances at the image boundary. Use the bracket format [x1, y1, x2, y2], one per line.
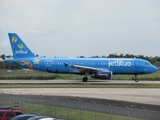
[145, 62, 150, 65]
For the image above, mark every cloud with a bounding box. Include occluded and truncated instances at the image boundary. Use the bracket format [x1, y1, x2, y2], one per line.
[28, 29, 48, 34]
[0, 41, 9, 47]
[0, 0, 160, 57]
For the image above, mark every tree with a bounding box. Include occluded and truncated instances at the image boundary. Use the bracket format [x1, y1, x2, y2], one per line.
[1, 54, 6, 60]
[0, 54, 6, 69]
[6, 55, 12, 69]
[77, 56, 85, 58]
[102, 55, 107, 58]
[91, 55, 100, 58]
[157, 57, 160, 62]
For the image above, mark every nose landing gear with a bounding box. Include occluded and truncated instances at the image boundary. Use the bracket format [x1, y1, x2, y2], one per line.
[135, 74, 139, 82]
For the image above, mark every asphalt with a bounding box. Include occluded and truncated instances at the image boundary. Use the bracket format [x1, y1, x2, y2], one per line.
[1, 88, 160, 106]
[0, 80, 160, 84]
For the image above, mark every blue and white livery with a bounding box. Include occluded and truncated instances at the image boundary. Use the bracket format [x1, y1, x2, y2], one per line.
[6, 33, 158, 82]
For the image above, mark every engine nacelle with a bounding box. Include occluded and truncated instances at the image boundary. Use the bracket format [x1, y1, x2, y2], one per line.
[91, 71, 112, 79]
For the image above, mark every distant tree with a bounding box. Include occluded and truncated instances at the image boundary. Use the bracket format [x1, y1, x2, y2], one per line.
[125, 54, 130, 58]
[6, 55, 12, 69]
[119, 54, 124, 58]
[91, 55, 100, 58]
[0, 54, 6, 69]
[78, 56, 85, 58]
[1, 54, 6, 60]
[157, 57, 160, 62]
[6, 55, 11, 59]
[108, 53, 118, 58]
[130, 54, 135, 58]
[102, 55, 107, 58]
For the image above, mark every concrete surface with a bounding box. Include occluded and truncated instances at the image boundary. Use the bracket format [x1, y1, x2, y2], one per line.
[0, 80, 160, 84]
[1, 88, 160, 106]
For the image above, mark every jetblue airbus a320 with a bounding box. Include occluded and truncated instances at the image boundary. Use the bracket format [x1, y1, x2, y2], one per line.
[6, 33, 158, 82]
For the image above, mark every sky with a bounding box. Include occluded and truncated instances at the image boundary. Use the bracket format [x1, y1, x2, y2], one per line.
[0, 0, 160, 58]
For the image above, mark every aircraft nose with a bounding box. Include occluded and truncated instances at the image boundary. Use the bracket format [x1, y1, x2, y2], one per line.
[153, 66, 158, 73]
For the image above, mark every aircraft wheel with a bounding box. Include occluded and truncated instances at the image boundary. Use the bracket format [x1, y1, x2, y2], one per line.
[134, 74, 139, 82]
[135, 79, 139, 82]
[82, 77, 88, 82]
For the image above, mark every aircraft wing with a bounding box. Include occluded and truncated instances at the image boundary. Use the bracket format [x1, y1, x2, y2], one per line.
[64, 63, 109, 73]
[7, 59, 27, 65]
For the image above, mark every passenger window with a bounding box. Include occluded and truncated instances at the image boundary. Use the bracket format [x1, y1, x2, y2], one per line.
[0, 112, 4, 117]
[6, 112, 14, 117]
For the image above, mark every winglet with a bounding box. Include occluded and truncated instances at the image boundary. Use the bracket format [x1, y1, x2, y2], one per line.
[8, 33, 36, 58]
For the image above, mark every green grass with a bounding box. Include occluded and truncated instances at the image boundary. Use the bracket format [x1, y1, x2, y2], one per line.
[0, 69, 160, 80]
[112, 70, 160, 80]
[0, 70, 83, 80]
[0, 83, 160, 88]
[2, 101, 142, 120]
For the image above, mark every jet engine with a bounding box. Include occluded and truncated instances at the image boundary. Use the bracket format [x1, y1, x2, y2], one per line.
[91, 71, 112, 79]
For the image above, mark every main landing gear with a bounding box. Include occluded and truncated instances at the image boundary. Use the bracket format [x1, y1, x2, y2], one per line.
[134, 74, 139, 82]
[82, 72, 89, 82]
[82, 77, 88, 82]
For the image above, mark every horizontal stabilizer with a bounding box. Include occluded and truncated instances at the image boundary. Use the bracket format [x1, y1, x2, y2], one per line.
[6, 59, 27, 65]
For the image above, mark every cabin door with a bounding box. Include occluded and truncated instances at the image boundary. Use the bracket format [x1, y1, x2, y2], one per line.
[135, 59, 140, 69]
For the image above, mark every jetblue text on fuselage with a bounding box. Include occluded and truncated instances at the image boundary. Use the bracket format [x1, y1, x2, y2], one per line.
[108, 60, 132, 67]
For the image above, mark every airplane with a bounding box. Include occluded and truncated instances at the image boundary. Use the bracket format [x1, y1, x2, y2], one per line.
[5, 33, 158, 82]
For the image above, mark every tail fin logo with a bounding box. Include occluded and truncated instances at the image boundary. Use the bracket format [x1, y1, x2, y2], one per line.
[12, 37, 17, 43]
[15, 44, 28, 54]
[17, 44, 24, 50]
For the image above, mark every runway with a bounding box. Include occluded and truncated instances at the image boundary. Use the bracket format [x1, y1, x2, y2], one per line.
[0, 80, 160, 84]
[0, 80, 160, 106]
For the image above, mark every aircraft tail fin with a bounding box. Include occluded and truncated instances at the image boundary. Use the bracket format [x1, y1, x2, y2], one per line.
[8, 33, 36, 58]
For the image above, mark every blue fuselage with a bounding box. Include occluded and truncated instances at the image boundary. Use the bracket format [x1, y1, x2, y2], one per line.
[6, 57, 158, 75]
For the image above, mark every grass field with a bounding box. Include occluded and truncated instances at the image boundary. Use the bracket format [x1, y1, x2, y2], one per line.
[0, 69, 160, 80]
[0, 84, 160, 88]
